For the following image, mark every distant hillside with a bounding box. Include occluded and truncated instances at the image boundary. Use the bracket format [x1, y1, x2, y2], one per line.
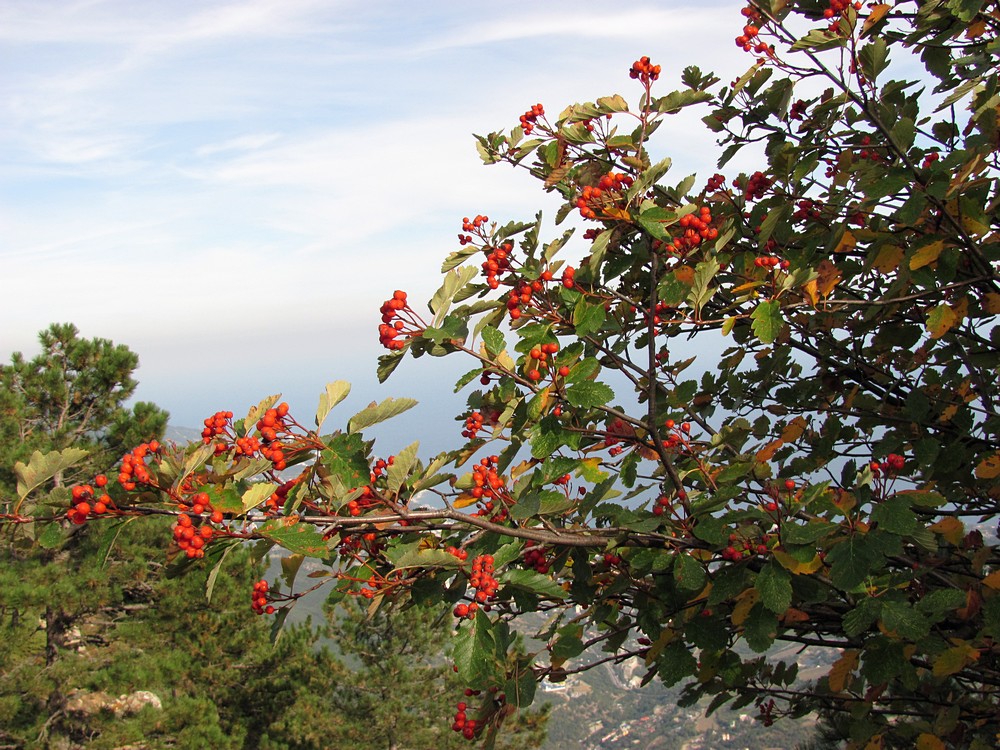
[164, 424, 201, 444]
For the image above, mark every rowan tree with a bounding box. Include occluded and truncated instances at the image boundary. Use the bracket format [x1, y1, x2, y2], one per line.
[7, 2, 1000, 749]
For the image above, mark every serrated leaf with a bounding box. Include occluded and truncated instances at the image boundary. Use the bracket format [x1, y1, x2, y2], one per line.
[315, 380, 351, 429]
[756, 563, 792, 613]
[242, 482, 279, 513]
[348, 397, 418, 434]
[453, 610, 499, 688]
[975, 452, 1000, 479]
[392, 546, 463, 569]
[625, 157, 672, 203]
[925, 303, 957, 339]
[673, 552, 706, 592]
[257, 517, 329, 558]
[828, 649, 859, 693]
[15, 447, 90, 501]
[481, 326, 505, 356]
[827, 535, 882, 590]
[429, 265, 478, 322]
[564, 381, 615, 408]
[751, 300, 783, 344]
[245, 394, 281, 429]
[503, 569, 567, 599]
[387, 441, 419, 494]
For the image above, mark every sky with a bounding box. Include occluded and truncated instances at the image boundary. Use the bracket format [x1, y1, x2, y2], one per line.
[2, 0, 755, 453]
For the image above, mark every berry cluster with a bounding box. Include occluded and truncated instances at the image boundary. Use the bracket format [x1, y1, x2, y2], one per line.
[446, 545, 469, 563]
[519, 103, 544, 135]
[672, 206, 717, 252]
[753, 255, 789, 270]
[378, 290, 425, 351]
[871, 453, 906, 475]
[202, 411, 233, 448]
[789, 99, 809, 121]
[117, 441, 161, 490]
[722, 530, 774, 561]
[743, 171, 772, 200]
[453, 554, 498, 619]
[822, 0, 863, 33]
[469, 456, 511, 520]
[172, 511, 215, 559]
[251, 579, 275, 615]
[255, 402, 292, 470]
[575, 173, 634, 220]
[734, 6, 774, 59]
[705, 173, 726, 192]
[793, 198, 823, 222]
[525, 341, 562, 382]
[67, 476, 113, 525]
[629, 56, 661, 84]
[651, 490, 687, 517]
[523, 541, 550, 574]
[922, 152, 940, 169]
[450, 700, 479, 740]
[482, 242, 514, 289]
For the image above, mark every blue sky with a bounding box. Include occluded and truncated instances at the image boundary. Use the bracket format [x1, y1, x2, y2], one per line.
[3, 0, 753, 451]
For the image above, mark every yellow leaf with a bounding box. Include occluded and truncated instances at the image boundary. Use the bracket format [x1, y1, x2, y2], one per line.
[951, 295, 969, 322]
[862, 3, 891, 35]
[780, 416, 808, 443]
[509, 459, 536, 480]
[925, 303, 957, 339]
[674, 266, 695, 286]
[932, 644, 977, 678]
[827, 649, 859, 693]
[916, 734, 946, 750]
[872, 245, 903, 274]
[975, 453, 1000, 479]
[756, 439, 783, 462]
[982, 570, 1000, 590]
[781, 607, 809, 624]
[833, 230, 856, 254]
[803, 278, 819, 306]
[865, 734, 884, 750]
[731, 588, 759, 627]
[929, 516, 965, 545]
[816, 259, 842, 297]
[910, 240, 944, 270]
[773, 548, 824, 575]
[453, 493, 479, 509]
[984, 293, 1000, 315]
[939, 403, 959, 423]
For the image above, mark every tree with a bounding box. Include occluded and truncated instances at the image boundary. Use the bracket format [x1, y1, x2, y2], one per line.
[0, 323, 169, 495]
[8, 2, 1000, 748]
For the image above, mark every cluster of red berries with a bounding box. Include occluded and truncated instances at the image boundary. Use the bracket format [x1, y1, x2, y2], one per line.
[453, 554, 498, 619]
[664, 418, 692, 446]
[519, 104, 544, 135]
[603, 416, 637, 457]
[705, 173, 726, 192]
[856, 135, 886, 163]
[722, 530, 774, 561]
[871, 453, 906, 475]
[265, 479, 296, 513]
[759, 698, 777, 727]
[822, 0, 863, 32]
[446, 545, 469, 562]
[790, 99, 809, 121]
[753, 255, 789, 270]
[922, 152, 940, 169]
[734, 6, 774, 58]
[251, 579, 275, 615]
[672, 206, 717, 252]
[525, 341, 564, 382]
[378, 290, 424, 351]
[67, 476, 113, 524]
[255, 402, 292, 470]
[202, 411, 233, 446]
[450, 700, 479, 740]
[523, 541, 551, 574]
[469, 456, 511, 520]
[652, 490, 687, 517]
[575, 173, 634, 220]
[172, 511, 215, 559]
[744, 171, 772, 200]
[793, 198, 823, 222]
[462, 411, 486, 439]
[117, 441, 161, 490]
[482, 242, 514, 290]
[629, 56, 661, 84]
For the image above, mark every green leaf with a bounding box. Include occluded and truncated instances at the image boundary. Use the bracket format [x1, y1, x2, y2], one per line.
[750, 300, 783, 344]
[687, 259, 719, 316]
[790, 28, 848, 52]
[502, 569, 567, 599]
[15, 447, 90, 500]
[481, 325, 505, 356]
[673, 553, 706, 592]
[391, 546, 463, 570]
[657, 640, 698, 687]
[257, 517, 329, 558]
[655, 89, 712, 113]
[626, 157, 673, 203]
[844, 597, 882, 637]
[564, 381, 615, 409]
[429, 265, 478, 321]
[756, 562, 792, 614]
[871, 496, 919, 535]
[347, 397, 418, 434]
[315, 380, 351, 429]
[880, 600, 931, 640]
[242, 482, 279, 513]
[453, 610, 499, 688]
[386, 440, 419, 495]
[573, 299, 607, 337]
[376, 351, 405, 383]
[596, 94, 629, 113]
[36, 521, 67, 549]
[206, 542, 238, 604]
[744, 603, 778, 652]
[826, 535, 883, 590]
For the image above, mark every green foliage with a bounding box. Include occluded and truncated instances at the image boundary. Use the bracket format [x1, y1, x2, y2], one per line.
[7, 3, 1000, 749]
